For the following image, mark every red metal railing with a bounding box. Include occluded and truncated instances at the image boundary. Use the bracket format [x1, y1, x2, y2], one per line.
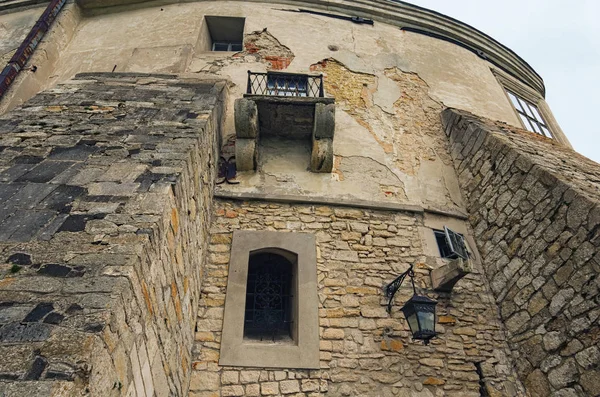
[0, 0, 67, 99]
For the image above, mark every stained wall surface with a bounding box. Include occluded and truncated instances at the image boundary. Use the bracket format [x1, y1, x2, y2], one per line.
[0, 5, 45, 66]
[0, 1, 563, 216]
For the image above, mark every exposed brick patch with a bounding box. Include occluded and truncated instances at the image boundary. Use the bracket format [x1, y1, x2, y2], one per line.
[243, 30, 294, 70]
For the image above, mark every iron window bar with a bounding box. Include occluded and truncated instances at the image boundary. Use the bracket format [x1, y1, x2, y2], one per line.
[244, 254, 293, 342]
[443, 226, 469, 260]
[246, 71, 325, 98]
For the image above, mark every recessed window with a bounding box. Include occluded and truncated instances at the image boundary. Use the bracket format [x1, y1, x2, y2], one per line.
[434, 227, 468, 260]
[219, 231, 319, 369]
[212, 42, 243, 52]
[244, 251, 294, 342]
[204, 16, 245, 52]
[506, 90, 552, 138]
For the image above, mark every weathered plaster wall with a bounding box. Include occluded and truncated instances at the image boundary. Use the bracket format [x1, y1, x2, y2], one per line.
[0, 6, 45, 66]
[443, 109, 600, 397]
[7, 1, 528, 125]
[0, 1, 558, 213]
[0, 73, 227, 396]
[192, 199, 526, 397]
[0, 2, 82, 114]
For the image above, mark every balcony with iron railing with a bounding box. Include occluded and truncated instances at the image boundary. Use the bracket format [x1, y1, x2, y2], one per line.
[246, 71, 325, 98]
[235, 71, 336, 173]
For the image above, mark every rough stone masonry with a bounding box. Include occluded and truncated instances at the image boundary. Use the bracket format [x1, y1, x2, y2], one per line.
[192, 201, 525, 397]
[443, 109, 600, 397]
[0, 73, 227, 396]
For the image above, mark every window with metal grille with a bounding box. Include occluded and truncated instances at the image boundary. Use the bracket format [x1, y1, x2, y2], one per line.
[506, 90, 552, 138]
[267, 73, 308, 97]
[434, 227, 468, 260]
[244, 252, 293, 341]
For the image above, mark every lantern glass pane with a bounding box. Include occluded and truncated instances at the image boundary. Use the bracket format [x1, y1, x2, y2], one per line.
[417, 309, 435, 332]
[406, 312, 419, 334]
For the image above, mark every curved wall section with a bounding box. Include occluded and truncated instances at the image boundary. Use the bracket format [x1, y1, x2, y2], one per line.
[75, 0, 545, 97]
[5, 0, 556, 213]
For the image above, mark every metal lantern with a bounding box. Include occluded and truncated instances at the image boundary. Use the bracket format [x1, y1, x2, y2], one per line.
[385, 264, 439, 344]
[400, 294, 438, 344]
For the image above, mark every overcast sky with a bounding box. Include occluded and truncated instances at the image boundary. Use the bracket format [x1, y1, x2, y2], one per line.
[405, 0, 600, 163]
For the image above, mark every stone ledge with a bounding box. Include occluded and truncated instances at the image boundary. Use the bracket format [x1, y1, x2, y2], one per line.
[243, 95, 335, 106]
[214, 190, 469, 219]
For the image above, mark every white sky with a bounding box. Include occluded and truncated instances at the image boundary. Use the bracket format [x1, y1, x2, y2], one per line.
[405, 0, 600, 163]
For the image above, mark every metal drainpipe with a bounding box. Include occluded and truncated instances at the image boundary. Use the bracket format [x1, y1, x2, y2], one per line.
[0, 0, 67, 100]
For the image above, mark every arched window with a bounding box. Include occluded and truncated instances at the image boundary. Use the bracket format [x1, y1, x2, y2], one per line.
[219, 231, 319, 369]
[244, 251, 294, 341]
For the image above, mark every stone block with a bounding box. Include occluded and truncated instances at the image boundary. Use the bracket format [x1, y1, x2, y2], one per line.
[221, 385, 244, 396]
[235, 139, 257, 171]
[261, 382, 279, 395]
[190, 371, 220, 391]
[548, 358, 578, 389]
[280, 380, 300, 394]
[235, 98, 259, 139]
[430, 257, 472, 292]
[221, 371, 239, 385]
[580, 370, 600, 396]
[245, 384, 260, 397]
[322, 328, 345, 340]
[312, 102, 335, 139]
[240, 370, 260, 384]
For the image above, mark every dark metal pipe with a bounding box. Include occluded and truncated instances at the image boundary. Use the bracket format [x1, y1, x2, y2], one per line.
[0, 0, 67, 100]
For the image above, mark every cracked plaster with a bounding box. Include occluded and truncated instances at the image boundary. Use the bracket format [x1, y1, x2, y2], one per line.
[0, 0, 550, 213]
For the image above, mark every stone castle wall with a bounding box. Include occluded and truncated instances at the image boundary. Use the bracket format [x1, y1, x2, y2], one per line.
[192, 199, 525, 397]
[0, 73, 227, 396]
[443, 109, 600, 397]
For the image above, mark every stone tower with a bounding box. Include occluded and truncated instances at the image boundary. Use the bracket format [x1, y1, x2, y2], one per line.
[0, 1, 598, 397]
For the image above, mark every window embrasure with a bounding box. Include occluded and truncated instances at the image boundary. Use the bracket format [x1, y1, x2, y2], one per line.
[204, 16, 245, 52]
[219, 231, 319, 369]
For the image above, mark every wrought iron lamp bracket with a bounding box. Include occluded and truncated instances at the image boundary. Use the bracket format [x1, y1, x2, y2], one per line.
[384, 264, 416, 314]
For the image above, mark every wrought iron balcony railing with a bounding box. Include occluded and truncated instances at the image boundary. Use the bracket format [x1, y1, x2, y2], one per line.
[246, 71, 324, 98]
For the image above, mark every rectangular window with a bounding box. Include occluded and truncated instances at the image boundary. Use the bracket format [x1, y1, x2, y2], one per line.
[506, 90, 552, 138]
[434, 227, 468, 260]
[244, 251, 294, 342]
[219, 231, 319, 369]
[212, 42, 243, 52]
[205, 16, 245, 52]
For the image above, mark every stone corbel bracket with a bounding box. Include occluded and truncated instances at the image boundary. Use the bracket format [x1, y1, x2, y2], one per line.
[311, 102, 335, 172]
[234, 98, 259, 171]
[430, 257, 473, 292]
[234, 97, 335, 173]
